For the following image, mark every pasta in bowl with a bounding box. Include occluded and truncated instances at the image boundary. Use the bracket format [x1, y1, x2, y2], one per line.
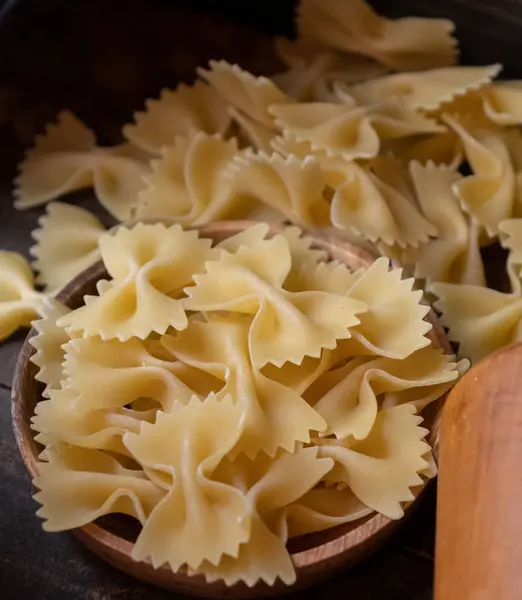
[11, 220, 465, 598]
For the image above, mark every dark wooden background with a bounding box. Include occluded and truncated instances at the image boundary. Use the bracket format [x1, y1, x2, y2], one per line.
[1, 0, 520, 597]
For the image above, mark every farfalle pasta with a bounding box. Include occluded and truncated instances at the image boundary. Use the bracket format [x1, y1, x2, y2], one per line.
[57, 222, 218, 340]
[123, 81, 231, 155]
[28, 220, 463, 587]
[0, 251, 45, 341]
[11, 0, 522, 588]
[297, 0, 457, 72]
[31, 202, 105, 292]
[15, 111, 150, 220]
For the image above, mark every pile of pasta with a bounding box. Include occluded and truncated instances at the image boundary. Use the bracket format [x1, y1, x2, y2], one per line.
[30, 220, 466, 585]
[2, 1, 522, 366]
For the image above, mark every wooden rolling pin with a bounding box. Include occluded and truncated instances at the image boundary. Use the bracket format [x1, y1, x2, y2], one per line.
[435, 343, 522, 600]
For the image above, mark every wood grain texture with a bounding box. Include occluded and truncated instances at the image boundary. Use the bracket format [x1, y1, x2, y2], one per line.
[436, 343, 522, 600]
[12, 220, 451, 598]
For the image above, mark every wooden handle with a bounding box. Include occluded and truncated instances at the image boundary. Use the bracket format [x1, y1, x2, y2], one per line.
[435, 343, 522, 600]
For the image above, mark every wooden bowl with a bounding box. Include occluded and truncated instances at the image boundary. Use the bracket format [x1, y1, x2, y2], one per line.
[11, 220, 451, 599]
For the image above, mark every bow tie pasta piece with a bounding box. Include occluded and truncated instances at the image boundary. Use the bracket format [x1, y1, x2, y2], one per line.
[33, 444, 165, 531]
[284, 486, 372, 537]
[32, 387, 157, 456]
[343, 257, 431, 359]
[0, 251, 45, 341]
[122, 81, 231, 155]
[193, 447, 333, 586]
[297, 0, 457, 71]
[14, 111, 150, 220]
[57, 223, 218, 340]
[399, 162, 486, 286]
[346, 65, 501, 112]
[444, 114, 516, 237]
[269, 101, 443, 162]
[318, 404, 433, 519]
[123, 393, 250, 571]
[183, 236, 367, 368]
[383, 129, 463, 170]
[197, 61, 292, 129]
[62, 335, 204, 413]
[431, 282, 522, 363]
[30, 202, 105, 293]
[480, 82, 522, 126]
[29, 298, 71, 398]
[310, 347, 458, 440]
[162, 317, 326, 458]
[137, 133, 251, 223]
[328, 160, 436, 247]
[226, 151, 330, 227]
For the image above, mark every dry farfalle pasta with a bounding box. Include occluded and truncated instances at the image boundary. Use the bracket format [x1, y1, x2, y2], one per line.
[30, 202, 105, 293]
[123, 80, 231, 155]
[57, 222, 218, 340]
[30, 222, 463, 587]
[0, 251, 45, 341]
[14, 111, 150, 220]
[9, 0, 519, 587]
[296, 0, 458, 71]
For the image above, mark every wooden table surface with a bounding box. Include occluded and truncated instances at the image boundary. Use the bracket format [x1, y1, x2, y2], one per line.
[4, 0, 514, 596]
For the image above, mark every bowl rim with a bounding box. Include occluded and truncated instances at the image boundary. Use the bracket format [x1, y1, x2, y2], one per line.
[11, 220, 450, 598]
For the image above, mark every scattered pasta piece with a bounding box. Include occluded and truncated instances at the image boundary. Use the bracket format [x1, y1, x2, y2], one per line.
[30, 202, 105, 292]
[228, 107, 277, 153]
[123, 81, 230, 155]
[444, 114, 516, 236]
[394, 162, 485, 286]
[198, 61, 291, 129]
[327, 159, 436, 247]
[345, 64, 501, 112]
[297, 0, 458, 71]
[226, 151, 330, 227]
[431, 282, 522, 363]
[14, 110, 150, 220]
[29, 298, 70, 398]
[0, 251, 45, 341]
[270, 101, 443, 162]
[137, 132, 246, 222]
[57, 223, 219, 340]
[318, 404, 431, 519]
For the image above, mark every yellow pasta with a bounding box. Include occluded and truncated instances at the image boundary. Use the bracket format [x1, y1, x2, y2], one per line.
[123, 81, 231, 155]
[297, 0, 458, 71]
[29, 298, 70, 398]
[270, 101, 443, 162]
[57, 223, 218, 340]
[194, 447, 333, 586]
[444, 114, 516, 236]
[34, 444, 165, 531]
[137, 132, 246, 222]
[183, 235, 367, 367]
[162, 316, 327, 458]
[197, 60, 291, 129]
[318, 404, 432, 519]
[15, 111, 150, 220]
[345, 64, 501, 112]
[226, 151, 330, 227]
[31, 202, 105, 292]
[0, 251, 44, 341]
